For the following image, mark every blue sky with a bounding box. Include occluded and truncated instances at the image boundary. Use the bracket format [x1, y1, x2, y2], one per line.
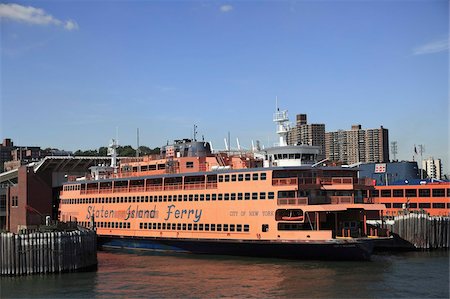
[1, 1, 448, 173]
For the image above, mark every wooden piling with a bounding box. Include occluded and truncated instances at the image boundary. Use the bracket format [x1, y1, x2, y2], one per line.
[0, 230, 97, 276]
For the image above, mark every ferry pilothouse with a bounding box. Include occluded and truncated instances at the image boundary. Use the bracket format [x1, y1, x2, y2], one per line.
[59, 107, 386, 260]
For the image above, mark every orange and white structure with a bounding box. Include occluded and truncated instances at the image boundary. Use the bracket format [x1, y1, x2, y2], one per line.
[59, 107, 386, 260]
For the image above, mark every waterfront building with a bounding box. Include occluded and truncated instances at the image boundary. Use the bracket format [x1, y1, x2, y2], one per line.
[422, 157, 442, 180]
[287, 114, 326, 160]
[325, 125, 389, 165]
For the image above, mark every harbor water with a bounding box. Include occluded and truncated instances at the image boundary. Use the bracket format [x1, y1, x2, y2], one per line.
[2, 250, 449, 298]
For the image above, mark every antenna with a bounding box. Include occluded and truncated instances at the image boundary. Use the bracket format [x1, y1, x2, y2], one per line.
[418, 144, 425, 179]
[224, 138, 229, 151]
[391, 141, 398, 161]
[136, 128, 140, 157]
[193, 124, 198, 141]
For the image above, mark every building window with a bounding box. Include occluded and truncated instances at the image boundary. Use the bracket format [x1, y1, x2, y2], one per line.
[419, 189, 430, 197]
[186, 162, 194, 168]
[393, 189, 404, 197]
[432, 189, 445, 197]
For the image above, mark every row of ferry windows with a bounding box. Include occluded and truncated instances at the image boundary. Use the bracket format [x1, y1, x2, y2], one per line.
[80, 221, 131, 229]
[62, 192, 275, 204]
[139, 222, 250, 232]
[371, 188, 449, 198]
[218, 173, 266, 183]
[382, 202, 450, 209]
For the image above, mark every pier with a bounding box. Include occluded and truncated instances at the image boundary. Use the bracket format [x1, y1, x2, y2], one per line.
[0, 229, 97, 275]
[375, 212, 450, 250]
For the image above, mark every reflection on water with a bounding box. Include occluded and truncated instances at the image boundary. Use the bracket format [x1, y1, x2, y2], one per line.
[2, 250, 449, 298]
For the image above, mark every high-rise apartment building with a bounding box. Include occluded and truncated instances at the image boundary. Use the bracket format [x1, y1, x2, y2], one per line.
[325, 125, 389, 164]
[287, 114, 326, 160]
[422, 157, 442, 180]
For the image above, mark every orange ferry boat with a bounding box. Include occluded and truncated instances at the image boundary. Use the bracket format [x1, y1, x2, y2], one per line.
[59, 108, 386, 260]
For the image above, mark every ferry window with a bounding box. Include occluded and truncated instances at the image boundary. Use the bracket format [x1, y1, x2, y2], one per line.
[278, 223, 304, 231]
[159, 195, 163, 202]
[419, 203, 431, 209]
[230, 224, 235, 232]
[238, 193, 243, 200]
[238, 174, 244, 181]
[282, 154, 288, 159]
[205, 224, 210, 231]
[432, 203, 445, 209]
[244, 193, 250, 200]
[200, 194, 205, 201]
[231, 175, 237, 181]
[218, 194, 223, 201]
[194, 194, 199, 201]
[149, 196, 153, 202]
[199, 224, 204, 231]
[447, 203, 450, 209]
[194, 224, 198, 230]
[188, 224, 192, 230]
[244, 225, 250, 232]
[289, 154, 295, 159]
[260, 173, 266, 180]
[252, 173, 258, 181]
[405, 189, 417, 197]
[145, 196, 149, 202]
[177, 223, 181, 230]
[172, 223, 176, 230]
[268, 192, 275, 200]
[260, 192, 266, 200]
[210, 224, 216, 231]
[119, 223, 123, 229]
[133, 196, 137, 203]
[163, 195, 167, 202]
[183, 195, 188, 201]
[189, 195, 193, 201]
[219, 175, 224, 182]
[432, 189, 445, 197]
[157, 223, 162, 229]
[252, 193, 258, 200]
[224, 175, 230, 182]
[393, 189, 404, 197]
[237, 224, 242, 232]
[245, 174, 251, 181]
[231, 193, 236, 200]
[153, 223, 157, 229]
[143, 223, 147, 229]
[419, 189, 430, 197]
[392, 203, 402, 208]
[278, 191, 296, 198]
[162, 223, 167, 229]
[206, 194, 210, 201]
[224, 193, 230, 200]
[186, 162, 194, 168]
[212, 194, 217, 201]
[177, 195, 183, 202]
[382, 203, 392, 208]
[217, 224, 222, 231]
[223, 224, 229, 231]
[168, 195, 172, 202]
[262, 224, 269, 232]
[127, 223, 130, 229]
[102, 198, 106, 204]
[370, 190, 379, 197]
[409, 203, 417, 208]
[447, 189, 450, 197]
[381, 190, 391, 197]
[182, 224, 187, 230]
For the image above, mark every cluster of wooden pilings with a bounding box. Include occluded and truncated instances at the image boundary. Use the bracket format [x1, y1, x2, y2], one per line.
[0, 230, 97, 275]
[385, 213, 450, 249]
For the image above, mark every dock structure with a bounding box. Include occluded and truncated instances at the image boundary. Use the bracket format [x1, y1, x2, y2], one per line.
[0, 230, 97, 275]
[381, 212, 450, 250]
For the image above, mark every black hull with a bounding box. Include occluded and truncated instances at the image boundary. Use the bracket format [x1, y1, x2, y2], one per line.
[99, 236, 374, 261]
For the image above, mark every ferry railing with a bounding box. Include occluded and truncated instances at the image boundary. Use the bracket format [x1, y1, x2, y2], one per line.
[277, 197, 308, 205]
[129, 186, 145, 192]
[113, 186, 128, 193]
[164, 183, 183, 191]
[99, 187, 113, 194]
[272, 178, 298, 186]
[146, 185, 163, 192]
[206, 182, 218, 189]
[184, 182, 205, 190]
[330, 196, 353, 204]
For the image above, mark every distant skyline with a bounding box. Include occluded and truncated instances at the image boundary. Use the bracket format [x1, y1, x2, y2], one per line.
[1, 1, 448, 174]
